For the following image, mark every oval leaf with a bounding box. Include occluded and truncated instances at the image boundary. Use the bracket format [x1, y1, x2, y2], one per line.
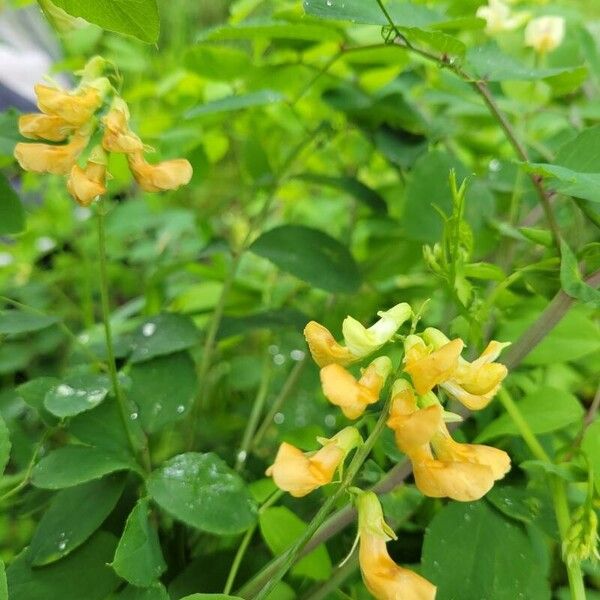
[147, 452, 257, 535]
[249, 225, 361, 293]
[44, 373, 111, 418]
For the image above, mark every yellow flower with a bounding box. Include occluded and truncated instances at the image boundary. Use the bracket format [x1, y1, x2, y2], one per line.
[476, 0, 527, 34]
[304, 320, 357, 368]
[127, 151, 193, 192]
[101, 98, 144, 153]
[386, 380, 443, 452]
[18, 114, 76, 142]
[423, 330, 510, 410]
[525, 16, 565, 54]
[356, 491, 436, 600]
[35, 84, 102, 126]
[403, 333, 464, 396]
[66, 146, 107, 206]
[14, 132, 89, 175]
[320, 356, 392, 420]
[342, 303, 412, 358]
[266, 427, 361, 497]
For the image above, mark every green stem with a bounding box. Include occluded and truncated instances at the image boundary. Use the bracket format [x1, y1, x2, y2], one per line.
[235, 353, 273, 472]
[96, 200, 150, 472]
[245, 395, 393, 600]
[497, 388, 586, 600]
[223, 490, 284, 595]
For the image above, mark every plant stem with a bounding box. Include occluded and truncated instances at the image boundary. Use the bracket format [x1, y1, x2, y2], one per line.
[497, 388, 586, 600]
[96, 199, 150, 472]
[223, 489, 284, 595]
[251, 357, 306, 450]
[235, 353, 273, 472]
[242, 395, 393, 599]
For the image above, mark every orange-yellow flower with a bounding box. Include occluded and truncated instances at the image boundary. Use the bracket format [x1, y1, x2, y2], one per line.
[35, 84, 102, 126]
[418, 329, 509, 410]
[127, 151, 193, 192]
[386, 380, 443, 452]
[266, 427, 361, 497]
[304, 303, 411, 368]
[66, 147, 107, 206]
[304, 321, 357, 368]
[18, 114, 76, 142]
[320, 356, 392, 420]
[14, 132, 89, 175]
[356, 491, 436, 600]
[101, 98, 144, 153]
[403, 334, 464, 395]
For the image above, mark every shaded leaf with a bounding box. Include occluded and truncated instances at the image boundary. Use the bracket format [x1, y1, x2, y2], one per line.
[0, 311, 58, 335]
[0, 173, 25, 235]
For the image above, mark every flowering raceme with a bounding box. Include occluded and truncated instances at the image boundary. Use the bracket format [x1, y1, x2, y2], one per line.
[14, 56, 192, 205]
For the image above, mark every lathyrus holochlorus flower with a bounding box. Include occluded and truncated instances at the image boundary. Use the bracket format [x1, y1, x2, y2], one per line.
[355, 490, 436, 600]
[14, 130, 90, 175]
[386, 386, 510, 501]
[476, 0, 528, 34]
[320, 356, 392, 420]
[525, 16, 565, 54]
[67, 146, 107, 207]
[18, 114, 77, 142]
[266, 426, 362, 497]
[127, 151, 193, 193]
[420, 328, 510, 410]
[101, 98, 144, 154]
[304, 303, 412, 368]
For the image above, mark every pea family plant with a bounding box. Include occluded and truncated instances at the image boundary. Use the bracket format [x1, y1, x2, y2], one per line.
[0, 1, 599, 600]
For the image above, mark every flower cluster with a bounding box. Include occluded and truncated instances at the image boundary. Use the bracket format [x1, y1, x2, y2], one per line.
[477, 0, 565, 54]
[267, 302, 511, 599]
[14, 56, 192, 206]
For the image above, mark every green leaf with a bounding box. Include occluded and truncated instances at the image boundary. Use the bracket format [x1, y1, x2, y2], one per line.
[422, 501, 550, 599]
[15, 377, 60, 426]
[31, 445, 138, 489]
[116, 584, 170, 600]
[200, 20, 343, 42]
[582, 421, 600, 492]
[497, 306, 600, 365]
[186, 90, 284, 118]
[185, 45, 251, 81]
[249, 225, 361, 293]
[128, 351, 197, 433]
[0, 173, 25, 235]
[0, 415, 10, 476]
[476, 387, 584, 443]
[0, 561, 6, 600]
[218, 308, 307, 340]
[179, 596, 244, 600]
[525, 163, 600, 204]
[259, 507, 332, 581]
[0, 311, 58, 335]
[304, 0, 443, 27]
[560, 240, 600, 307]
[29, 475, 125, 566]
[294, 173, 387, 213]
[43, 373, 111, 418]
[130, 313, 200, 363]
[51, 0, 159, 43]
[487, 485, 544, 524]
[0, 109, 21, 158]
[111, 498, 166, 587]
[6, 531, 120, 600]
[147, 452, 257, 535]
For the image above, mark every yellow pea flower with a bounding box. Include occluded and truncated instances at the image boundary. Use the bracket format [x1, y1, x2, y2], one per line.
[525, 16, 565, 54]
[35, 83, 103, 126]
[422, 330, 510, 410]
[320, 356, 392, 420]
[386, 380, 443, 452]
[14, 131, 89, 175]
[304, 320, 357, 368]
[18, 114, 76, 142]
[356, 491, 436, 600]
[127, 151, 193, 192]
[66, 146, 107, 206]
[101, 98, 144, 153]
[403, 333, 464, 396]
[266, 427, 361, 497]
[342, 303, 412, 358]
[476, 0, 527, 34]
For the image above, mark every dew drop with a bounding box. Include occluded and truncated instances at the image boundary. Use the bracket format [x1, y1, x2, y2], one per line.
[176, 404, 185, 414]
[142, 322, 156, 337]
[273, 412, 285, 424]
[58, 540, 67, 551]
[273, 353, 285, 366]
[268, 344, 279, 355]
[56, 384, 74, 396]
[326, 0, 333, 6]
[130, 412, 138, 420]
[324, 414, 336, 427]
[290, 349, 305, 361]
[237, 450, 247, 462]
